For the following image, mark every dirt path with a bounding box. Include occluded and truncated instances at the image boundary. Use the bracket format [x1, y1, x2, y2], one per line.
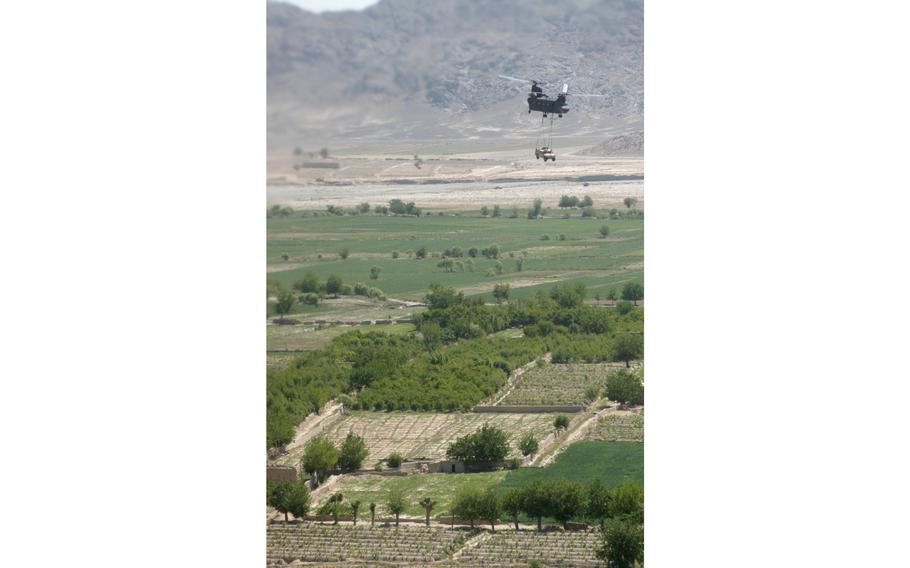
[282, 401, 344, 457]
[534, 403, 619, 467]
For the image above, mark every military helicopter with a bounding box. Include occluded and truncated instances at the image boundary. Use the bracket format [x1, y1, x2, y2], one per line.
[499, 75, 604, 118]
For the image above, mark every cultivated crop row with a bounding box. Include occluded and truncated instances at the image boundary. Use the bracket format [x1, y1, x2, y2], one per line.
[266, 523, 466, 565]
[498, 363, 627, 406]
[455, 529, 604, 567]
[589, 413, 644, 442]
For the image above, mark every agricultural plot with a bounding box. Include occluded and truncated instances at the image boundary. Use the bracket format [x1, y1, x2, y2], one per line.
[497, 363, 627, 406]
[312, 471, 508, 518]
[267, 212, 643, 303]
[588, 412, 644, 442]
[456, 529, 604, 568]
[501, 441, 643, 490]
[266, 523, 467, 565]
[283, 411, 562, 466]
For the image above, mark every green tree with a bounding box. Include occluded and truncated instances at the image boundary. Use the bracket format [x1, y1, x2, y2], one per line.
[479, 487, 501, 533]
[606, 287, 618, 305]
[623, 196, 638, 209]
[554, 415, 571, 433]
[319, 147, 329, 159]
[301, 436, 339, 485]
[420, 497, 436, 527]
[425, 283, 464, 309]
[610, 483, 644, 523]
[518, 432, 539, 456]
[267, 481, 293, 523]
[293, 271, 321, 293]
[350, 500, 361, 526]
[547, 480, 587, 529]
[415, 246, 428, 259]
[446, 424, 510, 464]
[437, 258, 455, 272]
[521, 481, 549, 531]
[419, 321, 444, 352]
[275, 290, 295, 321]
[369, 266, 381, 280]
[492, 204, 502, 217]
[481, 205, 490, 217]
[612, 334, 644, 368]
[587, 479, 612, 529]
[599, 224, 610, 238]
[580, 195, 593, 207]
[493, 283, 511, 304]
[606, 369, 644, 406]
[327, 492, 344, 524]
[595, 519, 644, 568]
[501, 487, 524, 530]
[338, 431, 369, 471]
[528, 198, 543, 219]
[550, 281, 587, 308]
[325, 274, 343, 297]
[369, 502, 376, 528]
[358, 202, 371, 213]
[293, 146, 303, 157]
[621, 282, 644, 305]
[387, 488, 406, 526]
[285, 482, 311, 520]
[451, 486, 482, 529]
[339, 248, 350, 260]
[516, 258, 524, 272]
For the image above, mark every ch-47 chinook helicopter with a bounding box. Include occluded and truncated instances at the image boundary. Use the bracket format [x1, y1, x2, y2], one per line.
[498, 75, 604, 118]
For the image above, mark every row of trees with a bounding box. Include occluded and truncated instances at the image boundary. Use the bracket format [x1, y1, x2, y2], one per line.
[453, 480, 643, 532]
[558, 195, 595, 209]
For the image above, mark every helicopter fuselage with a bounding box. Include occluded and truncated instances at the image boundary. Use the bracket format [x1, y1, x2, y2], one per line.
[527, 94, 570, 117]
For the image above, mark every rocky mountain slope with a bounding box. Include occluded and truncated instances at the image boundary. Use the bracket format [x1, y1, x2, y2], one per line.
[267, 0, 642, 147]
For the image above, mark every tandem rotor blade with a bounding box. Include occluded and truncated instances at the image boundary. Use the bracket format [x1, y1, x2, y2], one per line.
[498, 74, 532, 84]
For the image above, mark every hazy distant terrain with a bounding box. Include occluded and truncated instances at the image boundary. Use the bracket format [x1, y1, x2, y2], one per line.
[267, 0, 643, 150]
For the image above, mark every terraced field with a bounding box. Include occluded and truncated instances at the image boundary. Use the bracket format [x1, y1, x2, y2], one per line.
[279, 411, 561, 466]
[456, 529, 604, 567]
[588, 412, 644, 442]
[266, 523, 469, 565]
[496, 363, 628, 406]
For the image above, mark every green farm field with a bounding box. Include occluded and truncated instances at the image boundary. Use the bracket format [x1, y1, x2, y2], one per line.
[267, 209, 642, 304]
[499, 441, 643, 490]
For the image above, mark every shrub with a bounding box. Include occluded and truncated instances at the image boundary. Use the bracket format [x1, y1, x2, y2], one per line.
[339, 248, 350, 259]
[387, 452, 403, 468]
